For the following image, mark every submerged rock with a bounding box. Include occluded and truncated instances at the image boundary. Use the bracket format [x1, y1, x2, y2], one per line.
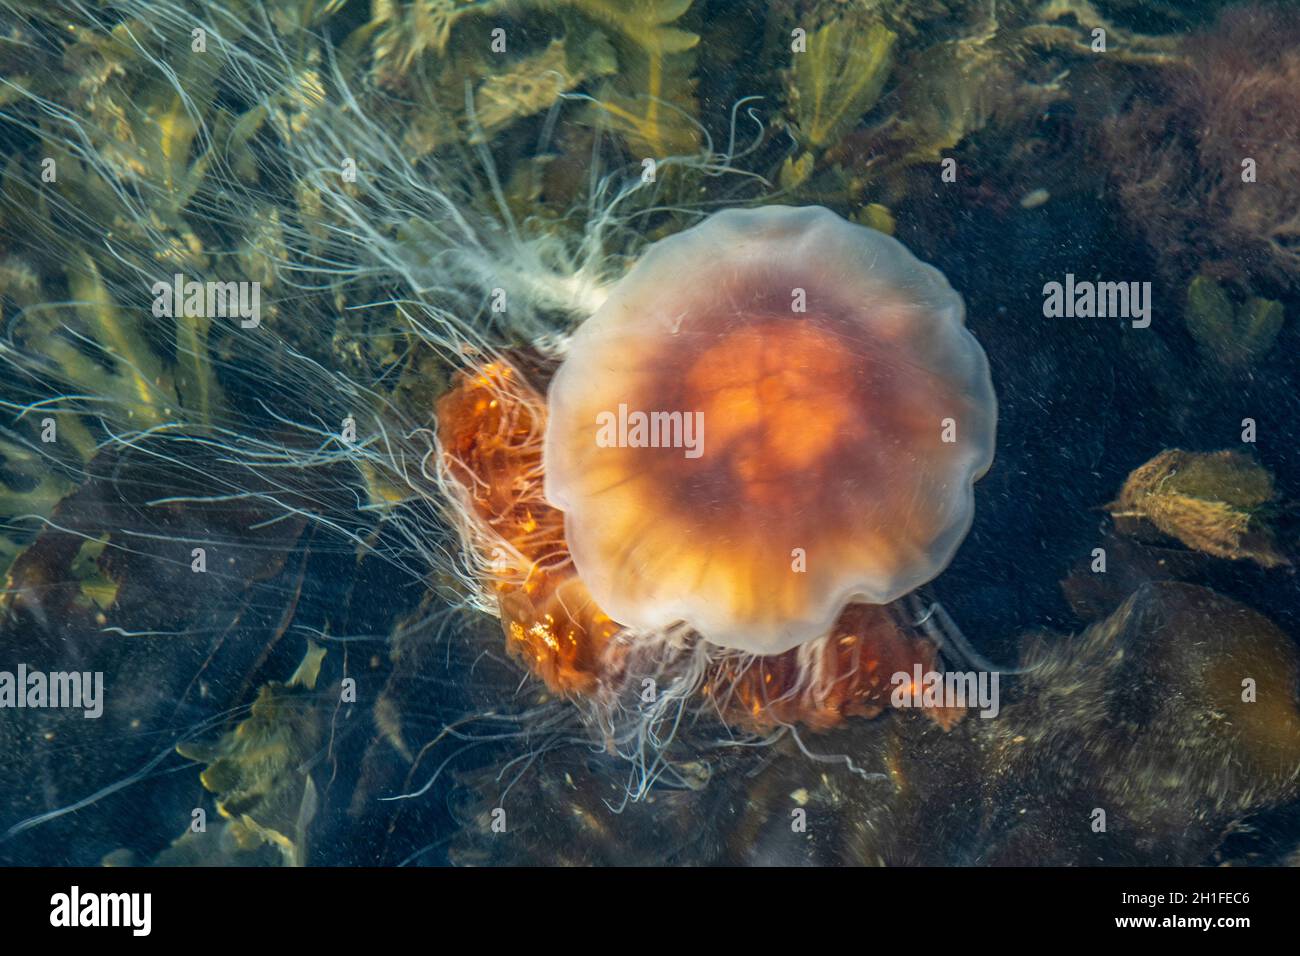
[447, 583, 1300, 866]
[987, 582, 1300, 864]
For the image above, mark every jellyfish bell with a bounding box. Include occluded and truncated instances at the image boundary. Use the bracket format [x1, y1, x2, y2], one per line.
[543, 205, 997, 656]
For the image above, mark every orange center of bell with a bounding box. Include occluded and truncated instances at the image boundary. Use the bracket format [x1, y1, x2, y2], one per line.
[683, 320, 858, 497]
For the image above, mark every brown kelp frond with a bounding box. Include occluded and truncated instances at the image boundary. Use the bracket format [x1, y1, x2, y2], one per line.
[786, 11, 895, 151]
[1185, 274, 1285, 372]
[1108, 449, 1290, 569]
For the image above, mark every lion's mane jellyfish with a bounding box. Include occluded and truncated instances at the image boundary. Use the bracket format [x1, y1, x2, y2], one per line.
[437, 205, 996, 735]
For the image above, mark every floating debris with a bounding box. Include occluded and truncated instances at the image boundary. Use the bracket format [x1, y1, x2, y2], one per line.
[1019, 187, 1050, 209]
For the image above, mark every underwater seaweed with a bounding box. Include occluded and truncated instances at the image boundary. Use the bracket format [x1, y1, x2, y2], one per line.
[1184, 273, 1285, 371]
[786, 10, 895, 151]
[1107, 449, 1289, 569]
[1103, 2, 1300, 290]
[165, 643, 327, 866]
[367, 0, 701, 156]
[773, 0, 1178, 217]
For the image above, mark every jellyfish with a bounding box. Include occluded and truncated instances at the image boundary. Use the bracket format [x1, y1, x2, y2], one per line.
[436, 206, 996, 740]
